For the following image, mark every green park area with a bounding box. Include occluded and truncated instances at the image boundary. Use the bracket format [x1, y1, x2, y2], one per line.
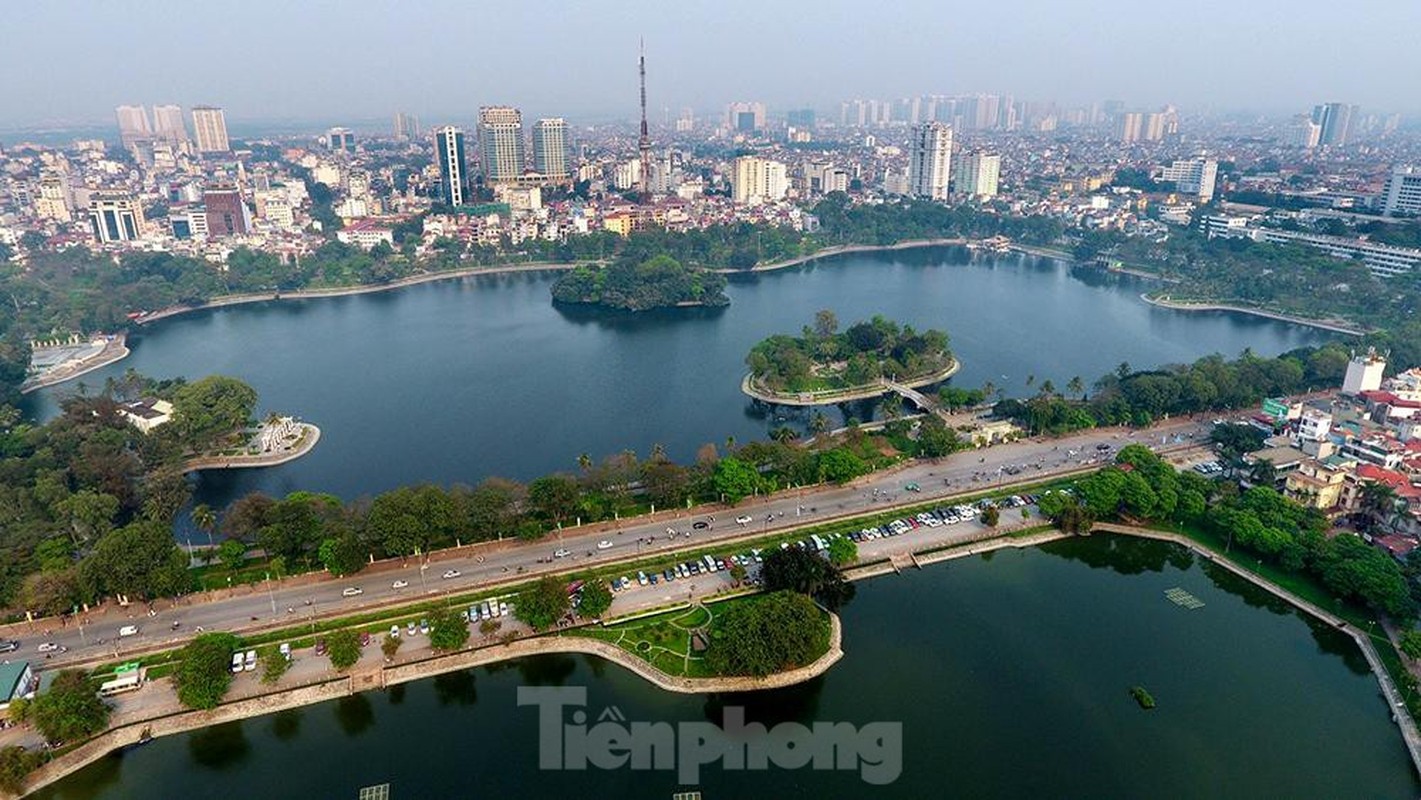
[573, 591, 833, 679]
[746, 311, 954, 396]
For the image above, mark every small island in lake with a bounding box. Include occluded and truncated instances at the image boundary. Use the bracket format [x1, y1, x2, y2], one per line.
[551, 253, 729, 311]
[744, 310, 957, 404]
[1130, 686, 1157, 709]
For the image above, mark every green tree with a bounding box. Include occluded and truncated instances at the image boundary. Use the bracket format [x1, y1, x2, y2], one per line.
[55, 490, 120, 545]
[0, 746, 41, 795]
[260, 648, 290, 684]
[82, 520, 191, 599]
[513, 577, 570, 631]
[827, 536, 858, 566]
[527, 474, 582, 525]
[170, 375, 258, 448]
[981, 504, 1000, 526]
[712, 457, 763, 504]
[318, 530, 365, 576]
[31, 669, 111, 743]
[175, 632, 240, 710]
[816, 448, 868, 484]
[190, 503, 217, 546]
[705, 592, 828, 677]
[578, 579, 613, 619]
[326, 629, 362, 670]
[1400, 631, 1421, 660]
[760, 546, 855, 611]
[428, 607, 471, 651]
[381, 633, 402, 661]
[217, 539, 247, 572]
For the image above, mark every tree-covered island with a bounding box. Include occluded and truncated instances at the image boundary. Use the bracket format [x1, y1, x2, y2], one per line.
[745, 311, 956, 399]
[551, 253, 729, 311]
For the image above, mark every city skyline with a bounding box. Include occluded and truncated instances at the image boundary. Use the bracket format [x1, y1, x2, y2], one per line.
[2, 0, 1419, 131]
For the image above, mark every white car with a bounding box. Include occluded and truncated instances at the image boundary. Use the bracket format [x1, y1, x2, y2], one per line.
[342, 587, 363, 597]
[36, 642, 59, 653]
[442, 569, 461, 579]
[554, 548, 571, 559]
[118, 625, 139, 637]
[597, 540, 613, 550]
[391, 580, 409, 589]
[735, 515, 753, 525]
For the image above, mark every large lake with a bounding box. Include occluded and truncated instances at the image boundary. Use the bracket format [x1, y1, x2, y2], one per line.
[33, 537, 1418, 799]
[25, 247, 1329, 512]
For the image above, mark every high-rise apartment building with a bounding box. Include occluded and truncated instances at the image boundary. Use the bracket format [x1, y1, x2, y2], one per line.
[532, 118, 569, 181]
[434, 127, 468, 206]
[907, 122, 952, 200]
[35, 175, 71, 222]
[202, 184, 249, 237]
[1286, 115, 1322, 148]
[731, 156, 788, 204]
[115, 105, 152, 146]
[786, 109, 816, 129]
[89, 191, 145, 243]
[1116, 112, 1144, 143]
[326, 127, 355, 153]
[191, 106, 230, 153]
[954, 152, 1001, 199]
[150, 105, 188, 143]
[393, 113, 419, 141]
[1312, 102, 1357, 147]
[1160, 158, 1219, 202]
[1383, 166, 1421, 217]
[478, 106, 525, 184]
[725, 102, 767, 132]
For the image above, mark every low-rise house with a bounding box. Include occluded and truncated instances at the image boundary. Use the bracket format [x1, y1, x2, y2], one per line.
[118, 397, 173, 433]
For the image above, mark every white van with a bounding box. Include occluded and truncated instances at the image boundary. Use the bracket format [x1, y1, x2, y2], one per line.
[118, 625, 139, 638]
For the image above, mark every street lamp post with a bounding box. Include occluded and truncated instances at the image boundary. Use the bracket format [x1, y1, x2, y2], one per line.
[265, 572, 277, 618]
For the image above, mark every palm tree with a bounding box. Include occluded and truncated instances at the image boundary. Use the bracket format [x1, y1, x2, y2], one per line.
[577, 453, 592, 472]
[725, 435, 737, 453]
[1359, 481, 1401, 534]
[1025, 374, 1035, 388]
[810, 412, 829, 435]
[1039, 379, 1056, 397]
[981, 381, 996, 401]
[1068, 376, 1085, 398]
[650, 442, 667, 462]
[191, 503, 217, 548]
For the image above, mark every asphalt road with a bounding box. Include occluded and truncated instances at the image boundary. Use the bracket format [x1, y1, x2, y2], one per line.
[7, 416, 1216, 669]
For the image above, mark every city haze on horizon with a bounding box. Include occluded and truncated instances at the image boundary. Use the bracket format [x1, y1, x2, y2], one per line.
[1, 0, 1418, 131]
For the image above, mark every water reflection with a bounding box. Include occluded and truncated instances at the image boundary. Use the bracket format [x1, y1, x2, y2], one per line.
[334, 694, 375, 737]
[1040, 535, 1195, 575]
[432, 669, 478, 707]
[188, 722, 250, 770]
[270, 708, 302, 741]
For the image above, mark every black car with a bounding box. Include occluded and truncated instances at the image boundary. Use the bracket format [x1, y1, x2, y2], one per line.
[692, 520, 709, 530]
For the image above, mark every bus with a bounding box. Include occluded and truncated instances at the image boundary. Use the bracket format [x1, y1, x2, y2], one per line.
[98, 663, 144, 697]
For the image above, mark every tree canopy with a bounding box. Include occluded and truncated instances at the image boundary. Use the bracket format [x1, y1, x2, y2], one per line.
[705, 591, 830, 677]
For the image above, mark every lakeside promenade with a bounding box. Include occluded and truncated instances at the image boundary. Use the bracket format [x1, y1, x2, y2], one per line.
[1142, 293, 1368, 336]
[19, 333, 130, 395]
[181, 422, 321, 472]
[712, 237, 967, 275]
[741, 359, 961, 407]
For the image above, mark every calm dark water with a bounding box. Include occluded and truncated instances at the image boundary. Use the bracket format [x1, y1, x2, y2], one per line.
[25, 248, 1328, 511]
[33, 537, 1417, 799]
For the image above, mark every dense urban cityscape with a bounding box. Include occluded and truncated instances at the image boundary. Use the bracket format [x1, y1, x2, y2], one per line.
[3, 3, 1421, 798]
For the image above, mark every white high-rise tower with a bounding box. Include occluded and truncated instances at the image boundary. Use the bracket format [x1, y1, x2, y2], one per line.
[908, 122, 952, 200]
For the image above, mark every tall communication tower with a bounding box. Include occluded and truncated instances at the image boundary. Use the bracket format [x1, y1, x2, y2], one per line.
[638, 39, 652, 197]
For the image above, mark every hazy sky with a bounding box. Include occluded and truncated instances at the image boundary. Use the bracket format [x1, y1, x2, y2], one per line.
[2, 0, 1416, 130]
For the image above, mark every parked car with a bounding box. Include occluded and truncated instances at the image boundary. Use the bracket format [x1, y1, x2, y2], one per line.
[230, 652, 244, 674]
[342, 587, 364, 597]
[316, 639, 328, 655]
[243, 650, 257, 671]
[390, 625, 401, 638]
[279, 642, 292, 662]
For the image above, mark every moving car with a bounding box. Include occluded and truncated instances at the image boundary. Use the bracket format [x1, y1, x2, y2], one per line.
[735, 515, 752, 525]
[118, 625, 139, 637]
[442, 569, 461, 579]
[554, 548, 571, 559]
[342, 587, 364, 597]
[597, 540, 614, 550]
[392, 580, 409, 589]
[692, 520, 709, 529]
[0, 640, 17, 653]
[37, 642, 60, 653]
